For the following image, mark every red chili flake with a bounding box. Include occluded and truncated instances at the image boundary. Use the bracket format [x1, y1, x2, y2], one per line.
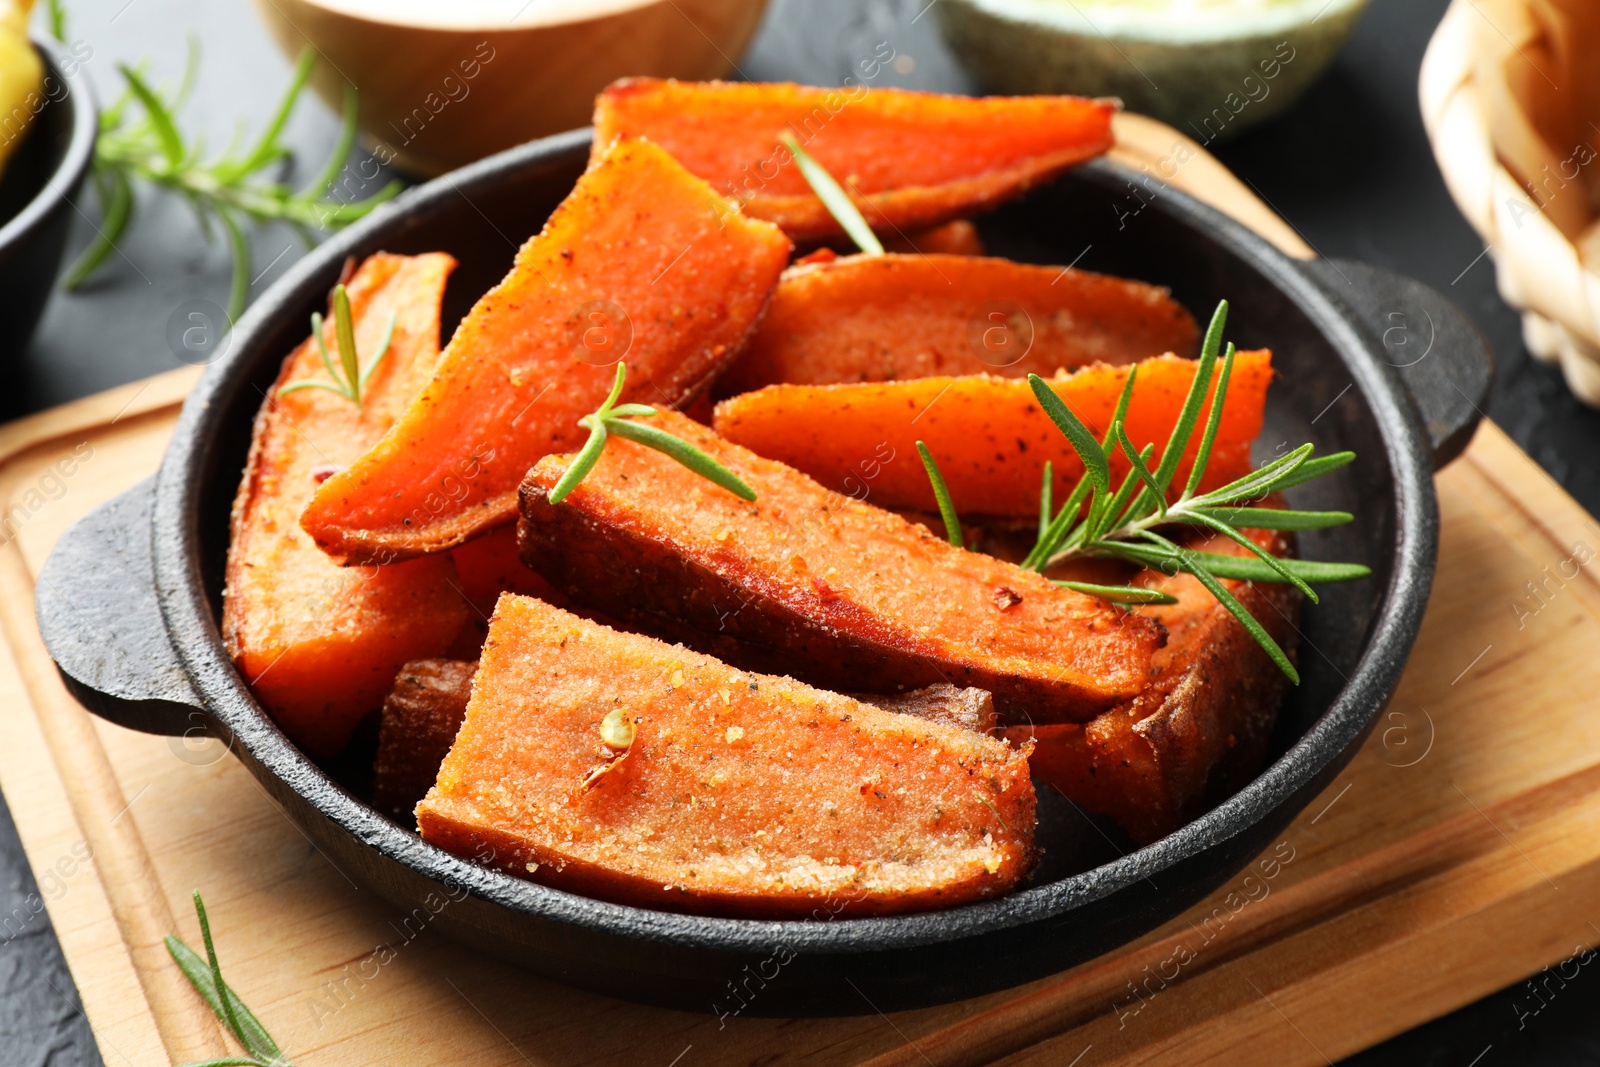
[310, 464, 343, 484]
[993, 586, 1023, 611]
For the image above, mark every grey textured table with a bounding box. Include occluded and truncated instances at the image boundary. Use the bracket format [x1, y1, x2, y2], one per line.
[8, 0, 1599, 1063]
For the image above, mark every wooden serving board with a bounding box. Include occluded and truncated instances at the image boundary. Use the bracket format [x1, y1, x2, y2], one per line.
[5, 116, 1599, 1067]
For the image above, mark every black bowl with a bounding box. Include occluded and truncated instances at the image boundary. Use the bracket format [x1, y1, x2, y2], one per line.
[0, 38, 96, 360]
[37, 128, 1492, 1016]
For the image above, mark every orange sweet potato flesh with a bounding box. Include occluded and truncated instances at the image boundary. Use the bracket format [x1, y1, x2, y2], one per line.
[714, 351, 1272, 518]
[1004, 524, 1301, 843]
[449, 524, 564, 619]
[593, 79, 1115, 241]
[224, 253, 474, 757]
[416, 595, 1035, 917]
[518, 410, 1163, 722]
[716, 254, 1199, 396]
[301, 138, 792, 564]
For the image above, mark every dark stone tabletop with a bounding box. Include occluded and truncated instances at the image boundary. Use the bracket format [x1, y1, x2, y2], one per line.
[8, 0, 1598, 1062]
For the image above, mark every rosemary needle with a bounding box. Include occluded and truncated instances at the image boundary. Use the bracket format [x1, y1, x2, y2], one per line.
[167, 891, 293, 1067]
[277, 284, 395, 408]
[549, 363, 756, 505]
[781, 131, 885, 256]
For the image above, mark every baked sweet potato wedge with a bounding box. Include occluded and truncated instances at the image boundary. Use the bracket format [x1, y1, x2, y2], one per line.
[1006, 525, 1301, 843]
[371, 660, 995, 820]
[373, 658, 477, 819]
[518, 409, 1163, 722]
[593, 79, 1115, 241]
[224, 253, 473, 757]
[714, 352, 1272, 518]
[715, 254, 1199, 396]
[416, 595, 1035, 917]
[301, 138, 792, 564]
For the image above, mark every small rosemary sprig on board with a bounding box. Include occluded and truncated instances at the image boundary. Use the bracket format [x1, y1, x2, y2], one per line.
[780, 131, 885, 256]
[277, 283, 394, 408]
[167, 891, 293, 1067]
[549, 363, 757, 504]
[65, 43, 400, 321]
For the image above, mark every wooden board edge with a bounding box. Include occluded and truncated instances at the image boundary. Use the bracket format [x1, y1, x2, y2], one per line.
[0, 366, 199, 469]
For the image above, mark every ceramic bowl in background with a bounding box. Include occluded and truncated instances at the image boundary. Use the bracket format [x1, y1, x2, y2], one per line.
[251, 0, 770, 176]
[936, 0, 1370, 142]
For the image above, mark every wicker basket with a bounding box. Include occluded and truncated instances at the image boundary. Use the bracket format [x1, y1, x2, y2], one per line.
[1420, 0, 1600, 404]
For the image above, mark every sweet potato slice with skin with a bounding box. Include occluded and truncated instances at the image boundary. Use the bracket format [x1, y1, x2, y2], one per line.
[857, 685, 996, 734]
[417, 596, 1035, 917]
[714, 352, 1272, 518]
[373, 658, 477, 820]
[518, 410, 1163, 723]
[224, 253, 474, 757]
[372, 660, 995, 820]
[301, 138, 793, 565]
[715, 254, 1199, 397]
[593, 79, 1115, 241]
[1006, 525, 1301, 843]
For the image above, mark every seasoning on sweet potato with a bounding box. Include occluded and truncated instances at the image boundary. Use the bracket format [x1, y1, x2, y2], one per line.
[518, 409, 1164, 722]
[1006, 524, 1301, 843]
[593, 79, 1115, 241]
[300, 138, 793, 565]
[713, 351, 1272, 518]
[714, 253, 1199, 396]
[224, 253, 474, 758]
[373, 658, 477, 820]
[416, 595, 1035, 917]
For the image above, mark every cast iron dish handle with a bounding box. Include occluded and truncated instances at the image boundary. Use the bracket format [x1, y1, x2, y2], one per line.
[38, 258, 1496, 737]
[1298, 257, 1495, 468]
[37, 477, 210, 738]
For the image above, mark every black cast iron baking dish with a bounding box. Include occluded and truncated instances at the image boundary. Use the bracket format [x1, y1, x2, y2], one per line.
[36, 127, 1493, 1016]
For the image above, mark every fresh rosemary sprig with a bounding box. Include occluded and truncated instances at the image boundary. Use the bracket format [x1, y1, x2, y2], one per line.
[780, 131, 885, 256]
[922, 300, 1370, 682]
[65, 43, 400, 321]
[277, 283, 394, 407]
[167, 891, 293, 1067]
[549, 363, 757, 504]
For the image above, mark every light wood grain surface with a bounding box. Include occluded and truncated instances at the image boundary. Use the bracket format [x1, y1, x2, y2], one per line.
[4, 120, 1595, 1067]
